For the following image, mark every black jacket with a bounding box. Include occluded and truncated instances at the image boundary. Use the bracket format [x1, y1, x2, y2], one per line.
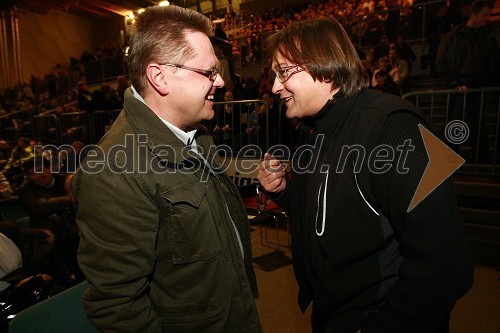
[436, 22, 497, 88]
[274, 89, 473, 332]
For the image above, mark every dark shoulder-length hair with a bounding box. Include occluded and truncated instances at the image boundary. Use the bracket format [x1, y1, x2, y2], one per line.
[265, 17, 369, 98]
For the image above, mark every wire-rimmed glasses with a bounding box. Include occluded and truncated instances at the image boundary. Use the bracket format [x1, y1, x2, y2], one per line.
[274, 64, 304, 83]
[161, 63, 220, 81]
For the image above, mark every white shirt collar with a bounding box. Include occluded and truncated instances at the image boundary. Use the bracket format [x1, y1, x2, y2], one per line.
[130, 85, 197, 146]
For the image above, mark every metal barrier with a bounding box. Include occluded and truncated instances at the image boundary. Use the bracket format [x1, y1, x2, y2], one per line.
[34, 100, 282, 152]
[32, 114, 59, 145]
[0, 107, 38, 142]
[30, 103, 274, 148]
[78, 54, 127, 86]
[403, 87, 500, 175]
[37, 100, 59, 114]
[60, 112, 91, 145]
[209, 99, 267, 153]
[27, 101, 274, 150]
[91, 109, 122, 144]
[27, 109, 120, 146]
[209, 99, 308, 155]
[37, 101, 80, 116]
[0, 101, 78, 145]
[22, 86, 500, 178]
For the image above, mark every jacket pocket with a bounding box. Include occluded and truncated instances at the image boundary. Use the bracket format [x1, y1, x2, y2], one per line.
[157, 302, 224, 332]
[162, 181, 222, 264]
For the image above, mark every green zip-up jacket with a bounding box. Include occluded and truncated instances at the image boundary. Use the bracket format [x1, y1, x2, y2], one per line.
[72, 88, 261, 333]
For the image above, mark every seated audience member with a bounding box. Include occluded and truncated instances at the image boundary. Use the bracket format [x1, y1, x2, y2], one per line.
[0, 140, 10, 169]
[261, 91, 285, 147]
[375, 34, 391, 59]
[361, 52, 377, 87]
[371, 56, 392, 87]
[112, 75, 130, 109]
[246, 107, 264, 147]
[214, 43, 233, 100]
[242, 75, 260, 100]
[17, 156, 81, 283]
[2, 137, 34, 188]
[388, 48, 409, 88]
[77, 82, 93, 112]
[372, 70, 402, 96]
[395, 33, 416, 69]
[60, 141, 87, 173]
[0, 171, 13, 201]
[80, 50, 96, 64]
[213, 91, 242, 148]
[258, 66, 271, 96]
[91, 84, 116, 111]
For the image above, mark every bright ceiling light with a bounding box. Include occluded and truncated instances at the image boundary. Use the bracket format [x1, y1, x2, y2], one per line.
[158, 1, 170, 6]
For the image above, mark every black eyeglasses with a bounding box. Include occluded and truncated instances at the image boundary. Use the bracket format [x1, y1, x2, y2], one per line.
[274, 64, 304, 83]
[161, 63, 220, 81]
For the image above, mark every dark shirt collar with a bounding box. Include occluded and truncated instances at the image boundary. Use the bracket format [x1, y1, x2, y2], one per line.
[302, 90, 356, 135]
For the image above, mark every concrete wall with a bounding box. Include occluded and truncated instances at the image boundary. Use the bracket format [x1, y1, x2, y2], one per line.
[18, 11, 124, 82]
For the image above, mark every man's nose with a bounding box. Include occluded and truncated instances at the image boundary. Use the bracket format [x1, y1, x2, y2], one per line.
[272, 76, 283, 95]
[214, 73, 224, 88]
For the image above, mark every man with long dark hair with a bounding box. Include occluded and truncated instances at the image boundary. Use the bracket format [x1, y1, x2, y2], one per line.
[259, 17, 473, 333]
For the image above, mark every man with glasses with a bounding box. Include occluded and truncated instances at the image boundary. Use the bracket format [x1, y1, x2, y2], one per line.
[72, 6, 261, 332]
[259, 17, 473, 333]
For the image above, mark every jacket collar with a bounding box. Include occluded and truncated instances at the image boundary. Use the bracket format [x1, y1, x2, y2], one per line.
[303, 90, 356, 136]
[123, 88, 206, 165]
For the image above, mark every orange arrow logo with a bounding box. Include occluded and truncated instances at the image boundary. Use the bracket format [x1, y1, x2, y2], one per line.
[407, 124, 465, 212]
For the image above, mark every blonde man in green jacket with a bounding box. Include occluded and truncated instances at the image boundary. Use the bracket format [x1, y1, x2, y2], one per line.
[72, 5, 261, 333]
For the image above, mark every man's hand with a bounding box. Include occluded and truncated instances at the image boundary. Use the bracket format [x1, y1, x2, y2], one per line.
[456, 85, 469, 93]
[258, 153, 287, 193]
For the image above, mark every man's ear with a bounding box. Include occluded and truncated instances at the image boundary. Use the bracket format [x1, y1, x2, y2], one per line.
[146, 64, 169, 95]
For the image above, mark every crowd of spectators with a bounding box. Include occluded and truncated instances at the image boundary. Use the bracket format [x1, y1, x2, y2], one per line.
[205, 0, 499, 151]
[0, 142, 87, 325]
[207, 0, 434, 149]
[217, 0, 429, 64]
[0, 44, 122, 315]
[0, 58, 98, 293]
[2, 0, 488, 158]
[0, 41, 123, 119]
[0, 0, 488, 112]
[1, 0, 495, 156]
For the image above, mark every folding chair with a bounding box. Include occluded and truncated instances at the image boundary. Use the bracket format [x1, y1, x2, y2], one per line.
[239, 184, 290, 252]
